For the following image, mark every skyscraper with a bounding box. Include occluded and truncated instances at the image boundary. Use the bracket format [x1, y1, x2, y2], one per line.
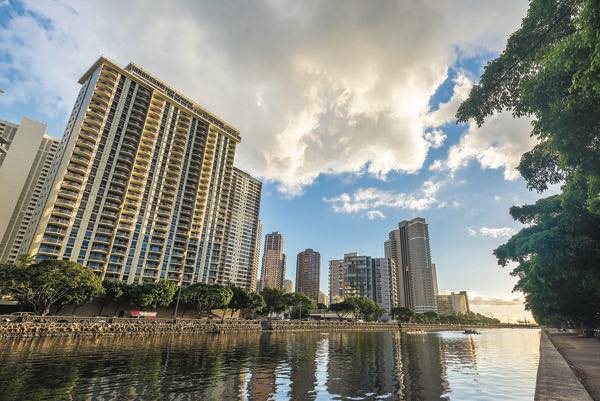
[222, 167, 262, 290]
[341, 253, 374, 299]
[0, 118, 59, 263]
[283, 278, 294, 294]
[260, 232, 285, 290]
[385, 218, 438, 313]
[372, 257, 398, 313]
[295, 248, 320, 301]
[328, 259, 344, 304]
[436, 291, 469, 314]
[20, 56, 240, 285]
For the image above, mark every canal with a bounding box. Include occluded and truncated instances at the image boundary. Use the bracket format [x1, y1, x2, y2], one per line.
[0, 328, 539, 400]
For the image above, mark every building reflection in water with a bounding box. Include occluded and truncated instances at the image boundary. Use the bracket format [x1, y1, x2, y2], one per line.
[0, 329, 543, 401]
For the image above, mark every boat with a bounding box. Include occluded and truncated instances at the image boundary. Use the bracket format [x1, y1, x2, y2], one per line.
[463, 329, 480, 334]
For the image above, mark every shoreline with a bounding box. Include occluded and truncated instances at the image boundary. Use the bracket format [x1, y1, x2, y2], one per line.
[0, 315, 537, 338]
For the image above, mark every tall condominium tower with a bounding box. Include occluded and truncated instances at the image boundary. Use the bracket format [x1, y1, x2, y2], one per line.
[372, 257, 398, 313]
[260, 232, 285, 290]
[341, 253, 374, 299]
[0, 118, 59, 263]
[21, 56, 241, 285]
[328, 259, 344, 304]
[222, 167, 262, 290]
[295, 248, 320, 301]
[384, 229, 409, 308]
[385, 218, 438, 313]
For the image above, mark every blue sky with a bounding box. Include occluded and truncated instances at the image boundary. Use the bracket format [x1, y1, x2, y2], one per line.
[0, 0, 543, 320]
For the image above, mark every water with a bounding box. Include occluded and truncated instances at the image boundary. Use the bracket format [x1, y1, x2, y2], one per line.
[0, 329, 539, 401]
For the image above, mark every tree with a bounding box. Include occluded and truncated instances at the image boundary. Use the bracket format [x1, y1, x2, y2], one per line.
[329, 299, 357, 320]
[285, 293, 316, 320]
[353, 297, 386, 321]
[260, 287, 287, 317]
[392, 307, 415, 322]
[126, 281, 178, 310]
[422, 311, 439, 323]
[228, 286, 251, 317]
[456, 0, 600, 328]
[98, 279, 126, 315]
[0, 260, 103, 316]
[245, 292, 266, 318]
[182, 283, 233, 317]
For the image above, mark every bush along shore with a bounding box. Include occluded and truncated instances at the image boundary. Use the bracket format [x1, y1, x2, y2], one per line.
[0, 315, 536, 338]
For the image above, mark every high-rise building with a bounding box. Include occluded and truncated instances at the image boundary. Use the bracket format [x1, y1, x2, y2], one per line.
[0, 118, 59, 263]
[384, 229, 409, 308]
[341, 253, 374, 299]
[222, 167, 262, 290]
[328, 259, 344, 304]
[295, 248, 320, 301]
[372, 257, 398, 313]
[283, 278, 294, 294]
[20, 56, 241, 285]
[385, 218, 438, 313]
[436, 291, 469, 314]
[260, 232, 285, 290]
[318, 291, 329, 307]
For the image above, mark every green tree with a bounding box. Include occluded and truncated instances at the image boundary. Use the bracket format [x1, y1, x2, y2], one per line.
[260, 287, 287, 317]
[456, 0, 600, 328]
[182, 283, 233, 316]
[0, 260, 103, 316]
[245, 292, 266, 318]
[126, 281, 178, 310]
[422, 311, 439, 323]
[228, 286, 251, 317]
[329, 299, 357, 320]
[392, 306, 415, 322]
[98, 279, 126, 315]
[285, 292, 316, 319]
[353, 297, 386, 321]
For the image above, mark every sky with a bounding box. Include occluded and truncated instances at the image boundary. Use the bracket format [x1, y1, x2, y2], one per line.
[0, 0, 546, 322]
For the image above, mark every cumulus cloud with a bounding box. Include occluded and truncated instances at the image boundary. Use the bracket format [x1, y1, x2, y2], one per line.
[0, 0, 528, 195]
[434, 113, 537, 180]
[323, 180, 442, 217]
[468, 226, 517, 238]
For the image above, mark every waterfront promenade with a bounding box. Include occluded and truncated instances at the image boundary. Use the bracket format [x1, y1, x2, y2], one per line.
[536, 330, 597, 401]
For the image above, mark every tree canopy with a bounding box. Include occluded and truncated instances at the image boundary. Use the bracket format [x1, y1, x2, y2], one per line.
[0, 260, 103, 315]
[182, 283, 233, 316]
[457, 0, 600, 328]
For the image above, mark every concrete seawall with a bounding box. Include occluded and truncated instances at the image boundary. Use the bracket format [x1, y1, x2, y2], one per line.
[0, 315, 537, 338]
[535, 330, 593, 401]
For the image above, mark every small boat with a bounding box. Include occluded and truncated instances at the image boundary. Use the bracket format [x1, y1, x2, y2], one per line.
[463, 329, 480, 335]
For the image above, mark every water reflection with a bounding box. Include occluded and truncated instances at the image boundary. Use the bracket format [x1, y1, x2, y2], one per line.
[0, 329, 539, 401]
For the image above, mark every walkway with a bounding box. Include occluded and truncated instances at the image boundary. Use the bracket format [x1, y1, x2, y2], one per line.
[535, 331, 594, 401]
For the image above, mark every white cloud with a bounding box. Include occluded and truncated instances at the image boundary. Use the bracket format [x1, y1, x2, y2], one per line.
[324, 179, 442, 217]
[0, 0, 529, 195]
[366, 210, 385, 220]
[440, 113, 537, 180]
[468, 226, 517, 238]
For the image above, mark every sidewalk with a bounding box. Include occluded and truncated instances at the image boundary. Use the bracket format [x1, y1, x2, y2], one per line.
[535, 331, 593, 401]
[548, 332, 600, 401]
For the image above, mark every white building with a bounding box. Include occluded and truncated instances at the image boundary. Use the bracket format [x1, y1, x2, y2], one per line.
[0, 118, 59, 263]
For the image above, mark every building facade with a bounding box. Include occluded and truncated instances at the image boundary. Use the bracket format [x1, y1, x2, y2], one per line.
[20, 56, 241, 286]
[341, 253, 374, 299]
[295, 248, 320, 301]
[318, 291, 329, 307]
[283, 279, 294, 294]
[437, 291, 469, 314]
[222, 167, 262, 290]
[0, 118, 59, 263]
[372, 257, 398, 313]
[385, 218, 438, 313]
[259, 232, 285, 290]
[328, 259, 344, 304]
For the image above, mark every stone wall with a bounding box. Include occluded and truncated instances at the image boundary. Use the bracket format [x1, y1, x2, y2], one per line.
[0, 317, 261, 338]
